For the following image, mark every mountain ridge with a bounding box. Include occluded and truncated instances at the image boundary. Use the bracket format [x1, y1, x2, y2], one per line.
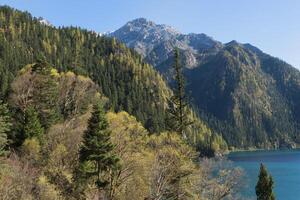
[109, 18, 274, 70]
[110, 18, 223, 69]
[110, 18, 300, 148]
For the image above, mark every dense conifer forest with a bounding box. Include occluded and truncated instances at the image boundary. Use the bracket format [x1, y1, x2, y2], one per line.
[0, 6, 228, 153]
[0, 6, 246, 200]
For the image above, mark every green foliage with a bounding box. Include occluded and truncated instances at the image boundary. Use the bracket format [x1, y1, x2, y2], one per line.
[22, 137, 41, 164]
[0, 100, 11, 155]
[9, 63, 102, 147]
[31, 60, 61, 128]
[0, 6, 226, 154]
[0, 107, 233, 199]
[0, 5, 243, 195]
[108, 112, 201, 199]
[37, 175, 64, 200]
[44, 112, 92, 199]
[147, 132, 198, 199]
[58, 71, 101, 119]
[166, 48, 192, 136]
[186, 43, 300, 148]
[164, 49, 227, 156]
[79, 103, 119, 190]
[0, 6, 168, 133]
[24, 106, 44, 140]
[256, 164, 275, 200]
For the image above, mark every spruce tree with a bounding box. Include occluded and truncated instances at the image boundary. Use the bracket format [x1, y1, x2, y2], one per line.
[256, 163, 275, 200]
[23, 106, 44, 140]
[0, 101, 11, 156]
[166, 48, 192, 136]
[79, 103, 119, 198]
[32, 59, 60, 129]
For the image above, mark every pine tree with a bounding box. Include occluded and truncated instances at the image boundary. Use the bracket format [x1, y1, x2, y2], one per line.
[166, 48, 192, 136]
[32, 59, 60, 129]
[23, 106, 44, 140]
[0, 101, 11, 156]
[79, 103, 119, 199]
[256, 163, 275, 200]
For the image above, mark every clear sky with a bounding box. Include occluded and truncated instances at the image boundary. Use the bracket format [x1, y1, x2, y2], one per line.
[1, 0, 300, 68]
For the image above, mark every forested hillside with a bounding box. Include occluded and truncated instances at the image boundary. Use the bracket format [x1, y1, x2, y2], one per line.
[0, 48, 236, 200]
[0, 6, 227, 153]
[187, 42, 300, 148]
[0, 3, 289, 200]
[0, 6, 169, 133]
[112, 18, 300, 149]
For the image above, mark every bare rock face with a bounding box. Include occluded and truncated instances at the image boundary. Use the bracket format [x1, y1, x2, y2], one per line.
[109, 18, 222, 69]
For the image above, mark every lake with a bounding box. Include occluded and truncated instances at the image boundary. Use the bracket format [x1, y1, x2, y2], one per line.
[228, 149, 300, 200]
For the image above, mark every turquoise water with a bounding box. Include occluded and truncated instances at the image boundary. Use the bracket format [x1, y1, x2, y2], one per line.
[228, 149, 300, 200]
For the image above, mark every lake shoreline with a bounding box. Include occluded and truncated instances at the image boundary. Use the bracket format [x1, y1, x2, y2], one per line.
[228, 149, 300, 200]
[222, 141, 300, 156]
[221, 146, 300, 157]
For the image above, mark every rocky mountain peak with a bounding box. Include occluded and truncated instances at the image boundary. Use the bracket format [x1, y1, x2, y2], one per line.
[125, 18, 180, 36]
[127, 18, 154, 27]
[37, 17, 52, 26]
[225, 40, 240, 46]
[110, 18, 223, 68]
[110, 18, 181, 57]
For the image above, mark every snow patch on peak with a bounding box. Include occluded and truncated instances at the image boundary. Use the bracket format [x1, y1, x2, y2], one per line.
[38, 17, 52, 27]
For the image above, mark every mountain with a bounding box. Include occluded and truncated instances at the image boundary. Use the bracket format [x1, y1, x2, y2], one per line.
[111, 18, 300, 148]
[0, 6, 226, 153]
[0, 7, 244, 200]
[110, 18, 222, 74]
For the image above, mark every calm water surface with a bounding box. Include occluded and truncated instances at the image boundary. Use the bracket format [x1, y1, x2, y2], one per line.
[228, 149, 300, 200]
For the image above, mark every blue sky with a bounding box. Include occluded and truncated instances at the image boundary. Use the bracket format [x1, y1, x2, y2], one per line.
[1, 0, 300, 68]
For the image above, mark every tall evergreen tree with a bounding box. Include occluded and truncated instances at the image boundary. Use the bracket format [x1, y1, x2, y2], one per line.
[256, 163, 275, 200]
[0, 101, 11, 156]
[31, 59, 60, 129]
[23, 106, 44, 140]
[166, 48, 192, 136]
[79, 103, 119, 199]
